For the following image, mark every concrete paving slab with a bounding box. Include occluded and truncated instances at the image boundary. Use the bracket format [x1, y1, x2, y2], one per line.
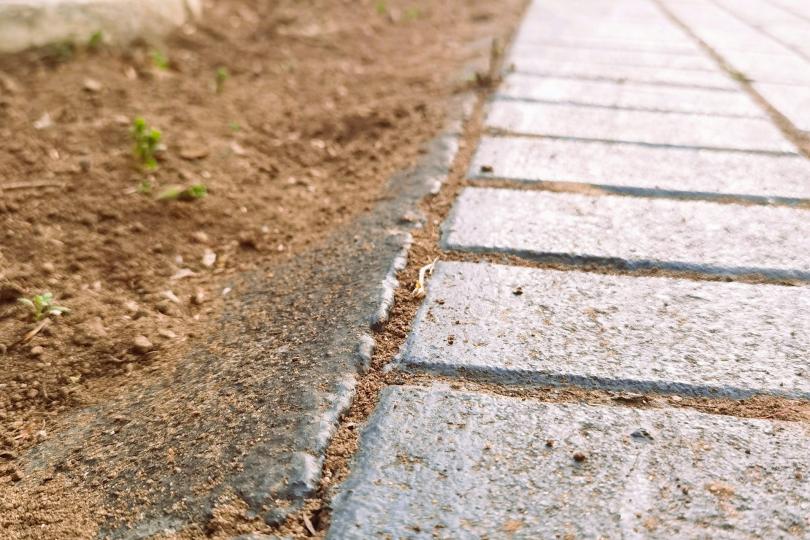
[329, 385, 810, 539]
[443, 188, 810, 280]
[508, 43, 716, 70]
[485, 101, 797, 153]
[755, 82, 810, 132]
[398, 262, 810, 398]
[511, 60, 737, 90]
[509, 36, 703, 55]
[470, 136, 810, 202]
[499, 74, 764, 117]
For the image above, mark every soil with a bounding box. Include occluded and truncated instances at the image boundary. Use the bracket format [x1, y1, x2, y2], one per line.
[0, 0, 526, 537]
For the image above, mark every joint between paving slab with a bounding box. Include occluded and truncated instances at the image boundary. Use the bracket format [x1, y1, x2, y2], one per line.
[485, 129, 801, 156]
[465, 176, 810, 208]
[390, 360, 810, 401]
[437, 235, 810, 283]
[492, 93, 766, 119]
[511, 69, 742, 93]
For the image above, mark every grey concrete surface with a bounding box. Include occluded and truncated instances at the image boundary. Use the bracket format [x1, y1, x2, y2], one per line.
[443, 188, 810, 280]
[498, 74, 764, 117]
[328, 385, 810, 539]
[485, 101, 797, 153]
[397, 262, 810, 398]
[508, 43, 716, 70]
[754, 82, 810, 133]
[511, 61, 737, 90]
[470, 136, 810, 202]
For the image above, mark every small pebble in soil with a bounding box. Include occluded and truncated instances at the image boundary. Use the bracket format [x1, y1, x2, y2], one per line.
[573, 451, 587, 462]
[192, 288, 206, 305]
[512, 287, 523, 296]
[480, 164, 494, 173]
[132, 335, 153, 355]
[29, 346, 45, 357]
[41, 262, 56, 274]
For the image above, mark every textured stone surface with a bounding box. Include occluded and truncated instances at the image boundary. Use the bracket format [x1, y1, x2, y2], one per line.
[508, 43, 716, 70]
[329, 385, 810, 539]
[499, 74, 764, 117]
[755, 82, 810, 132]
[470, 136, 810, 201]
[443, 188, 810, 279]
[398, 262, 810, 397]
[485, 101, 797, 153]
[511, 60, 736, 90]
[510, 36, 702, 55]
[0, 0, 201, 53]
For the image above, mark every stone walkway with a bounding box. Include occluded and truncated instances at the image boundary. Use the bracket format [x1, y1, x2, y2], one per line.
[327, 0, 810, 537]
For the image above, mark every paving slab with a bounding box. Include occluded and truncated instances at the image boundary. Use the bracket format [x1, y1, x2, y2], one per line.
[508, 43, 716, 70]
[329, 385, 810, 539]
[511, 60, 737, 90]
[499, 74, 764, 117]
[444, 188, 810, 279]
[509, 36, 703, 55]
[398, 262, 810, 397]
[485, 101, 797, 153]
[470, 136, 810, 202]
[754, 82, 810, 132]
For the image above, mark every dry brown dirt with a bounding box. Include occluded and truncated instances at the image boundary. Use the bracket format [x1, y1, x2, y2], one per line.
[0, 0, 526, 537]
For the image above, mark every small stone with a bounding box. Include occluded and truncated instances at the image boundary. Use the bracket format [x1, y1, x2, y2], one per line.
[41, 262, 56, 274]
[238, 232, 259, 250]
[26, 388, 39, 399]
[480, 164, 494, 173]
[83, 78, 102, 92]
[191, 231, 209, 244]
[82, 317, 107, 338]
[573, 451, 587, 462]
[29, 346, 45, 357]
[170, 268, 195, 280]
[192, 288, 206, 305]
[10, 468, 22, 482]
[202, 249, 216, 268]
[158, 329, 177, 339]
[512, 287, 523, 296]
[132, 335, 153, 354]
[123, 300, 140, 314]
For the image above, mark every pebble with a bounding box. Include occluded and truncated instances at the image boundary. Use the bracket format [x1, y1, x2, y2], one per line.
[132, 335, 153, 354]
[29, 346, 45, 357]
[83, 78, 102, 92]
[192, 288, 206, 305]
[158, 329, 177, 339]
[191, 231, 209, 244]
[41, 262, 56, 274]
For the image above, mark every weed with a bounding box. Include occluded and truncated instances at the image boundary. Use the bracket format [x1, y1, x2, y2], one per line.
[131, 117, 162, 170]
[157, 183, 208, 201]
[88, 30, 104, 49]
[136, 179, 153, 195]
[405, 6, 422, 20]
[215, 67, 229, 94]
[375, 1, 387, 15]
[228, 121, 241, 132]
[18, 293, 70, 321]
[151, 50, 170, 70]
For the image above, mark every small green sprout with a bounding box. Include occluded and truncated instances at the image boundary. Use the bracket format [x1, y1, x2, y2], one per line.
[136, 179, 153, 195]
[151, 50, 170, 70]
[88, 30, 104, 49]
[157, 183, 208, 201]
[375, 1, 387, 15]
[18, 293, 70, 321]
[405, 6, 422, 20]
[131, 117, 162, 170]
[215, 67, 229, 94]
[228, 121, 241, 132]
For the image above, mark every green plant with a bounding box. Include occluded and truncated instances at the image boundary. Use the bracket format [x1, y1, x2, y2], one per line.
[157, 183, 208, 201]
[88, 30, 104, 49]
[405, 6, 422, 20]
[18, 293, 70, 321]
[228, 121, 241, 132]
[215, 67, 229, 94]
[151, 50, 170, 70]
[375, 0, 387, 15]
[136, 178, 153, 195]
[131, 117, 162, 170]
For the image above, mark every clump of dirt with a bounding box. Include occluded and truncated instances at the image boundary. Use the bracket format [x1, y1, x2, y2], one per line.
[0, 0, 526, 537]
